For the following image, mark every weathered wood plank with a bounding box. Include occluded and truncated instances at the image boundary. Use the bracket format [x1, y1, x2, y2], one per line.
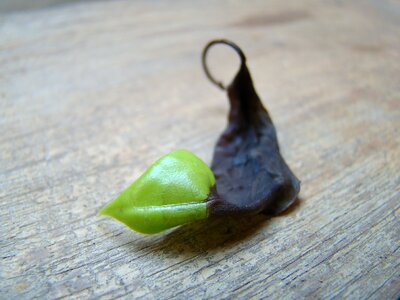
[1, 0, 399, 299]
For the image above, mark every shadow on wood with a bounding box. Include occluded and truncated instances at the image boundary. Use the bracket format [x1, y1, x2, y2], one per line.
[125, 197, 302, 257]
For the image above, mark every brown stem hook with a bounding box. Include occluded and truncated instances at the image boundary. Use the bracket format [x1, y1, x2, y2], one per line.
[201, 39, 247, 90]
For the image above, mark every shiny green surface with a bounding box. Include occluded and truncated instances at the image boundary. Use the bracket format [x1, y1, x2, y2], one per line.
[99, 149, 215, 234]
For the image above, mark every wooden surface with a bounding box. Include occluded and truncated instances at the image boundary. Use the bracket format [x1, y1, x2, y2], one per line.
[1, 0, 399, 299]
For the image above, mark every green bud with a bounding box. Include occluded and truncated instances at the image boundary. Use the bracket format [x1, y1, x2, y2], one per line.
[99, 149, 215, 234]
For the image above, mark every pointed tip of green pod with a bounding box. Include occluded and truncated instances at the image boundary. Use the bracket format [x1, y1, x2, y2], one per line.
[99, 149, 215, 234]
[97, 200, 118, 217]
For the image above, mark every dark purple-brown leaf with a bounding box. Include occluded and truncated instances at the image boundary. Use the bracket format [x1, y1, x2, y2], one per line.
[202, 39, 300, 217]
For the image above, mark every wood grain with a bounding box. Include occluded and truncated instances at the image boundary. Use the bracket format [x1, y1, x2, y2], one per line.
[1, 0, 399, 299]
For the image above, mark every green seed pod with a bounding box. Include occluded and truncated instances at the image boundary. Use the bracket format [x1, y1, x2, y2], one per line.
[99, 149, 215, 234]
